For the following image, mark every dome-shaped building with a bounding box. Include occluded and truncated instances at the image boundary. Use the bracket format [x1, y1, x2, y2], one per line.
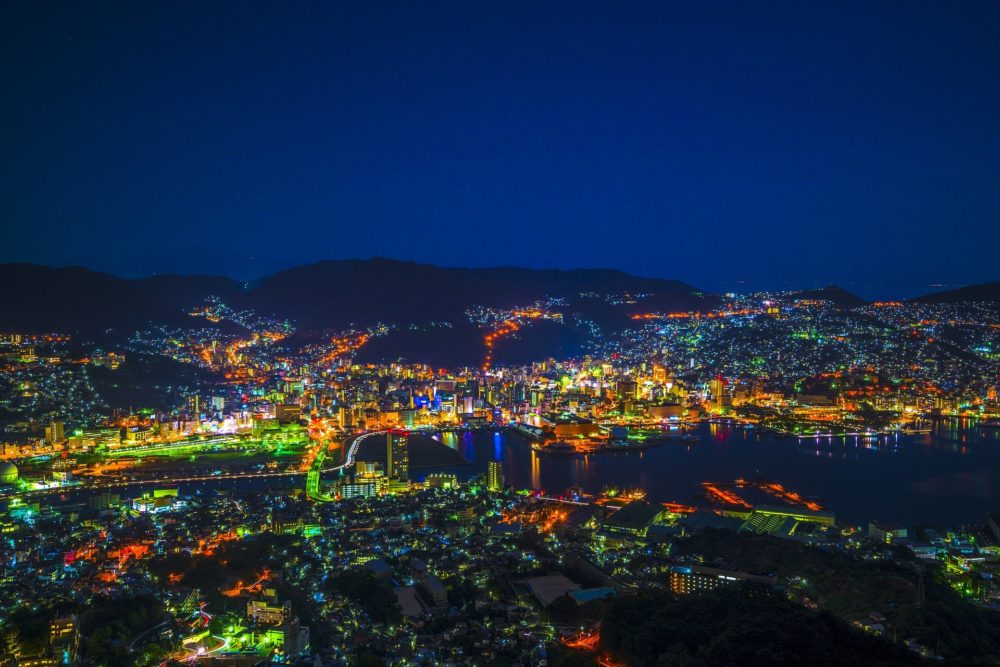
[0, 462, 18, 485]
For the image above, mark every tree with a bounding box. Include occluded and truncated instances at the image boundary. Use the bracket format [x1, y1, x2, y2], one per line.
[600, 588, 924, 667]
[327, 570, 401, 624]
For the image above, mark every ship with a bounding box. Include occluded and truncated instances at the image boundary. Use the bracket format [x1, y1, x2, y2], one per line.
[602, 439, 649, 452]
[510, 422, 546, 440]
[531, 440, 579, 455]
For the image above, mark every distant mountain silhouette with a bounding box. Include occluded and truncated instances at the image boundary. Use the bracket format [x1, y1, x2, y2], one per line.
[785, 285, 866, 308]
[239, 257, 711, 329]
[911, 282, 1000, 304]
[0, 259, 711, 342]
[0, 264, 232, 337]
[6, 260, 996, 364]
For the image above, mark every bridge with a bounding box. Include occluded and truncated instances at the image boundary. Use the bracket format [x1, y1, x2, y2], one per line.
[305, 430, 386, 501]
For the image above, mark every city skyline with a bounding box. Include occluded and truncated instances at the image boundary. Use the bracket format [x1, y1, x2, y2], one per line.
[4, 3, 1000, 665]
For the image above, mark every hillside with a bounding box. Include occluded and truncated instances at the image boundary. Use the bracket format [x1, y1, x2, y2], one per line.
[594, 588, 924, 667]
[236, 258, 711, 329]
[911, 282, 1000, 304]
[0, 264, 227, 338]
[786, 285, 866, 308]
[0, 259, 712, 339]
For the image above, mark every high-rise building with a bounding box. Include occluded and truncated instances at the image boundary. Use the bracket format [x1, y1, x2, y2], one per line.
[710, 376, 728, 412]
[486, 460, 504, 492]
[44, 420, 65, 444]
[616, 380, 638, 400]
[386, 431, 409, 481]
[275, 403, 301, 424]
[668, 565, 777, 596]
[247, 597, 292, 625]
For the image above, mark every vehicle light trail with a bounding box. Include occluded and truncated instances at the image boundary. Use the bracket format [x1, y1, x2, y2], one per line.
[318, 333, 369, 366]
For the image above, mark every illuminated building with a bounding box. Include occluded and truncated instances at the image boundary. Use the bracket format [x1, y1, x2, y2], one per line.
[44, 420, 64, 444]
[669, 565, 777, 596]
[710, 376, 728, 412]
[647, 402, 684, 420]
[539, 412, 600, 438]
[486, 460, 504, 492]
[277, 615, 311, 661]
[50, 460, 73, 483]
[741, 505, 836, 532]
[387, 431, 409, 481]
[275, 403, 301, 424]
[419, 573, 449, 608]
[598, 501, 668, 545]
[616, 380, 637, 400]
[133, 494, 176, 513]
[124, 426, 150, 443]
[0, 462, 17, 485]
[424, 473, 459, 489]
[869, 521, 908, 543]
[343, 461, 388, 498]
[248, 596, 292, 625]
[341, 480, 379, 499]
[14, 615, 78, 667]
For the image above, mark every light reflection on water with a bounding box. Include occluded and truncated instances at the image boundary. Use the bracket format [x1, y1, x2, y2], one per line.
[48, 419, 999, 528]
[423, 420, 1000, 526]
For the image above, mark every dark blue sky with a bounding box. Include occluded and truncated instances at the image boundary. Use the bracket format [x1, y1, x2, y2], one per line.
[2, 2, 998, 297]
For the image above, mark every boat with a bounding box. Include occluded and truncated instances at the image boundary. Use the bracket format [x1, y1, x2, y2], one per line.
[510, 422, 546, 440]
[979, 420, 1000, 429]
[531, 440, 579, 455]
[602, 439, 649, 452]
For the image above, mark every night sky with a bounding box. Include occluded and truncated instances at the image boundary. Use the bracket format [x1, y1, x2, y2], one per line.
[2, 2, 999, 297]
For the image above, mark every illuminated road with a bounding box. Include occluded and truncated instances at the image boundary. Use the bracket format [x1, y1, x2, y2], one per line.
[128, 615, 172, 652]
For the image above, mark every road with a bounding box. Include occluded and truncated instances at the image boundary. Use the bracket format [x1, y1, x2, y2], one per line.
[128, 615, 172, 652]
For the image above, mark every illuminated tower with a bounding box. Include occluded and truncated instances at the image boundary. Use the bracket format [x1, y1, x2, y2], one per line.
[387, 431, 409, 481]
[486, 460, 504, 492]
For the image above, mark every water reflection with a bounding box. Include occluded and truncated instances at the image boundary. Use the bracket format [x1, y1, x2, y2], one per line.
[427, 419, 1000, 525]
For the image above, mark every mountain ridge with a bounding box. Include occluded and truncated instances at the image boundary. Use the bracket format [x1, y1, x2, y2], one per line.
[910, 282, 1000, 304]
[785, 285, 867, 308]
[0, 259, 708, 339]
